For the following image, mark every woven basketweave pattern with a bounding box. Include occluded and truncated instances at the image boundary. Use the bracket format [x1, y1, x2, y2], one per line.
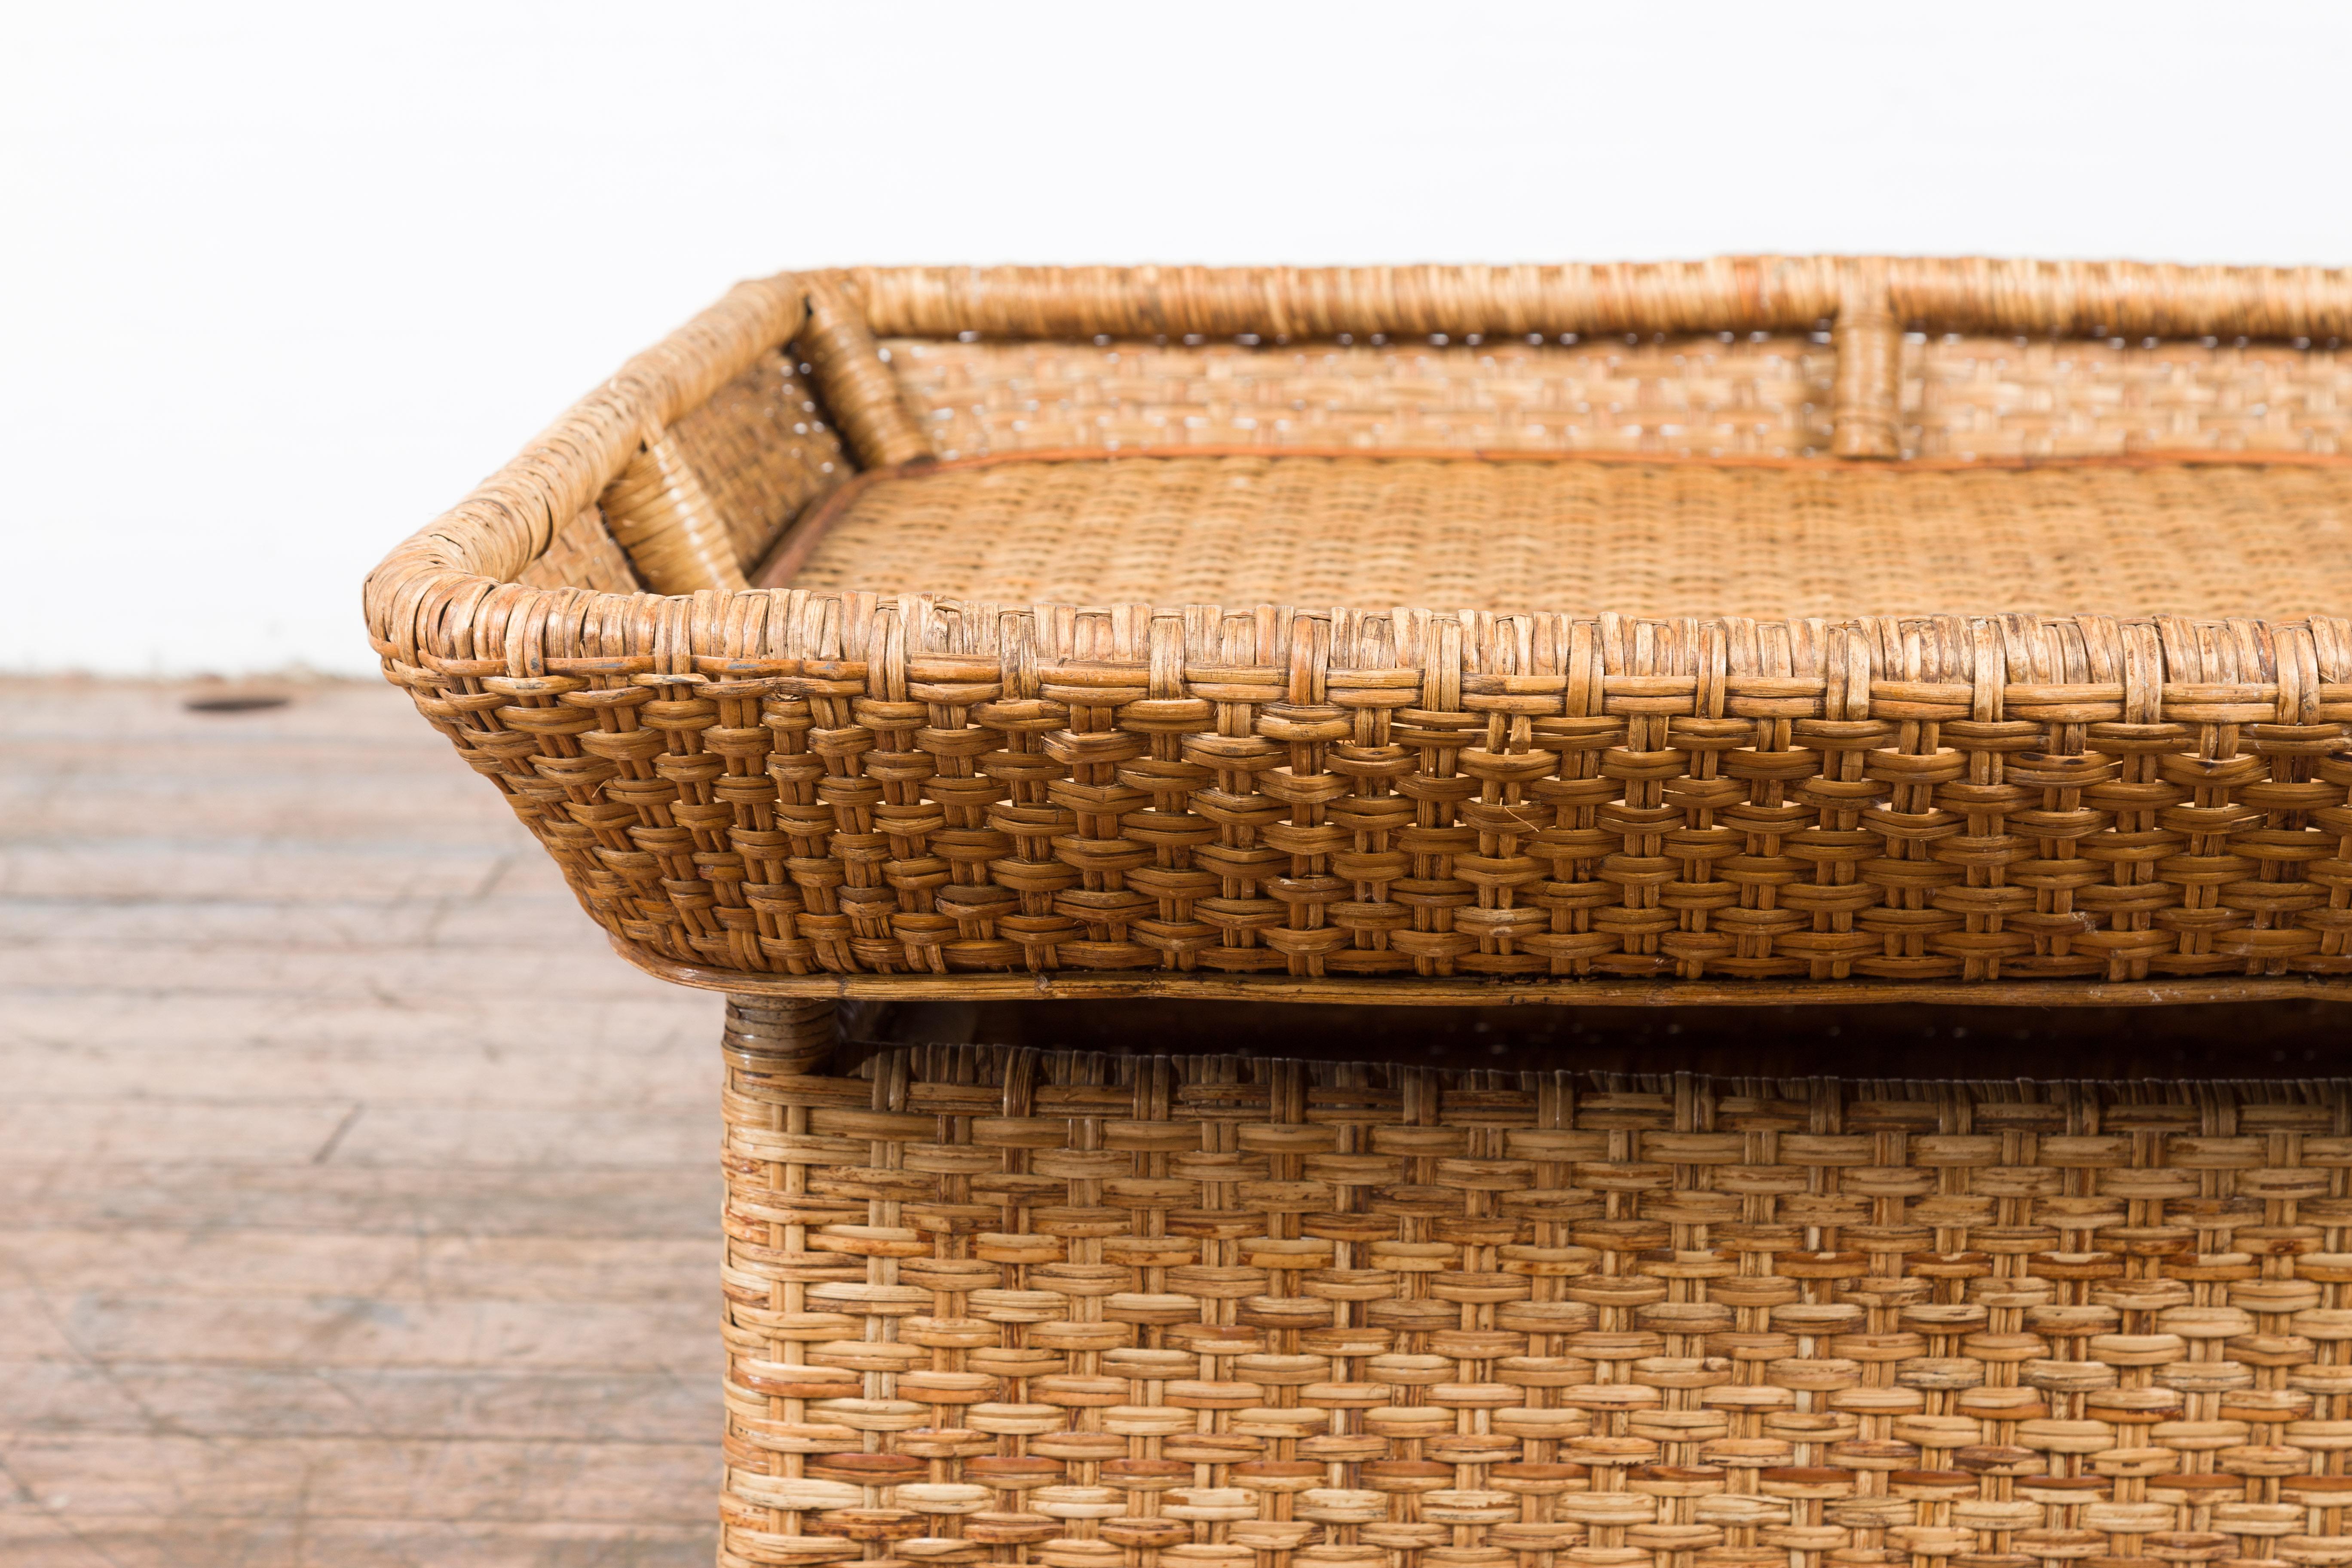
[1908, 340, 2352, 461]
[362, 257, 2352, 1001]
[882, 338, 1840, 460]
[673, 349, 854, 565]
[378, 600, 2352, 986]
[883, 338, 2352, 465]
[602, 348, 856, 594]
[516, 504, 642, 594]
[782, 455, 2352, 619]
[716, 1031, 2352, 1568]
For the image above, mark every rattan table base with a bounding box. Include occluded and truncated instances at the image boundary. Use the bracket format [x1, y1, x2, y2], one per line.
[717, 999, 2352, 1568]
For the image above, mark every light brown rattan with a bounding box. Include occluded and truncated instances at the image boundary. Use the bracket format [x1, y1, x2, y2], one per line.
[516, 504, 642, 595]
[362, 258, 2352, 1001]
[878, 335, 2352, 464]
[878, 337, 1847, 461]
[775, 453, 2352, 620]
[601, 348, 853, 594]
[717, 1008, 2352, 1568]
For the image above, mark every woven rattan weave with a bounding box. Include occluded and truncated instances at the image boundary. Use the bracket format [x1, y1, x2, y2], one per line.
[361, 258, 2352, 1008]
[778, 454, 2352, 619]
[716, 1004, 2352, 1568]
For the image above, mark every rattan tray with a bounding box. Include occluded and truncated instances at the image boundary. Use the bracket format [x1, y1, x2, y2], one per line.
[362, 258, 2352, 1013]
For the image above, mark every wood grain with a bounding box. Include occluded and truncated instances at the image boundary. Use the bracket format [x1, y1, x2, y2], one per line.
[0, 677, 723, 1567]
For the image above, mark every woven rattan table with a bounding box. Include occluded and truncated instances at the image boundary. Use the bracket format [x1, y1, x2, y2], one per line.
[363, 258, 2352, 1566]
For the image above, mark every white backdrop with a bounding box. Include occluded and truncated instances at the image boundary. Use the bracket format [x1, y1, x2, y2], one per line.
[8, 1, 2351, 676]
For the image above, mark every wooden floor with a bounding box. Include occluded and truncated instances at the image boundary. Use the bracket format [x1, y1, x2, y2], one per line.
[0, 678, 724, 1567]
